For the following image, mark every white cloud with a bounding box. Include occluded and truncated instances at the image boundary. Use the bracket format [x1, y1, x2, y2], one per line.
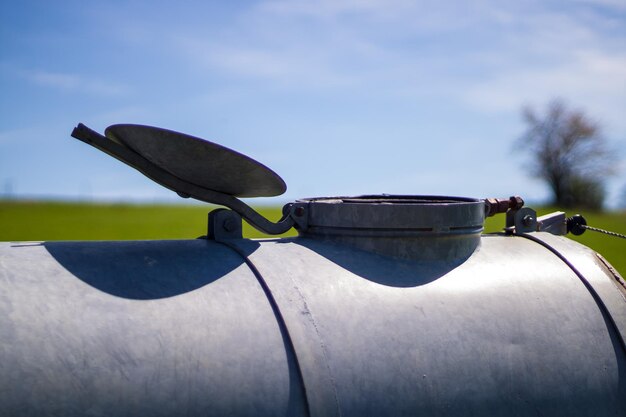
[3, 0, 624, 203]
[464, 50, 626, 107]
[79, 1, 624, 139]
[259, 0, 494, 31]
[259, 0, 413, 19]
[175, 37, 367, 89]
[170, 2, 623, 94]
[23, 70, 130, 97]
[573, 0, 626, 11]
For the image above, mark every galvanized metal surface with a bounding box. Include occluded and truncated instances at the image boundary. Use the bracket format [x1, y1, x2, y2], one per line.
[0, 233, 625, 416]
[520, 232, 626, 350]
[231, 235, 626, 416]
[0, 240, 307, 417]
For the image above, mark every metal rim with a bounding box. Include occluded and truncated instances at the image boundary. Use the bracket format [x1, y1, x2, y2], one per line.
[295, 195, 485, 233]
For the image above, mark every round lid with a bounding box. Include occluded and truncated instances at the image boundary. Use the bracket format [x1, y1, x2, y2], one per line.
[105, 124, 286, 198]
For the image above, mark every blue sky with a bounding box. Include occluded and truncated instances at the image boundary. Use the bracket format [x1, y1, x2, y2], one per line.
[1, 0, 625, 207]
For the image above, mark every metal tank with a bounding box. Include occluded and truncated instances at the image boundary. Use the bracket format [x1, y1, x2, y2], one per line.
[1, 124, 625, 417]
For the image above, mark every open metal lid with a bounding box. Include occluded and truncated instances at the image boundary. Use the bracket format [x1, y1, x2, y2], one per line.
[105, 124, 286, 198]
[72, 122, 528, 238]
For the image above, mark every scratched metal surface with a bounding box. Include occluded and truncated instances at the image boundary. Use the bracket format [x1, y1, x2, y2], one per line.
[0, 234, 624, 416]
[229, 234, 626, 417]
[0, 240, 306, 417]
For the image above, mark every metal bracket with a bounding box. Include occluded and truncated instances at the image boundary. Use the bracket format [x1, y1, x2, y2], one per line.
[504, 209, 571, 236]
[536, 212, 567, 235]
[286, 202, 309, 231]
[208, 209, 243, 241]
[506, 207, 537, 235]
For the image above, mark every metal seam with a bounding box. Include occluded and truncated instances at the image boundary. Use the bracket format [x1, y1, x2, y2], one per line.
[283, 271, 342, 417]
[519, 233, 626, 353]
[215, 240, 312, 417]
[596, 253, 626, 295]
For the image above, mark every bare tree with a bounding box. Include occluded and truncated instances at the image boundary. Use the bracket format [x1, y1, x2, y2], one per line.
[516, 99, 616, 209]
[620, 184, 626, 210]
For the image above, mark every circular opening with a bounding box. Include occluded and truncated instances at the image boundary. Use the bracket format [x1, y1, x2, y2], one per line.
[299, 195, 481, 205]
[294, 195, 484, 261]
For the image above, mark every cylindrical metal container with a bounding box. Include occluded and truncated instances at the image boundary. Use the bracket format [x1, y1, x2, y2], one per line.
[1, 196, 625, 416]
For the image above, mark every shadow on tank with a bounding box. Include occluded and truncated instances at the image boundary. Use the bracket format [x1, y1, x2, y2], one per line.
[294, 238, 474, 287]
[44, 240, 245, 300]
[227, 237, 472, 288]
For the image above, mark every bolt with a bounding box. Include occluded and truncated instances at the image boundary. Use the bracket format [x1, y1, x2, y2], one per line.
[522, 214, 534, 227]
[509, 196, 524, 210]
[282, 203, 293, 216]
[485, 196, 525, 217]
[223, 218, 236, 232]
[294, 206, 305, 217]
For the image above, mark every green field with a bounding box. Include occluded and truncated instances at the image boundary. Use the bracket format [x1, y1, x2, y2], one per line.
[0, 200, 296, 241]
[1, 200, 624, 274]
